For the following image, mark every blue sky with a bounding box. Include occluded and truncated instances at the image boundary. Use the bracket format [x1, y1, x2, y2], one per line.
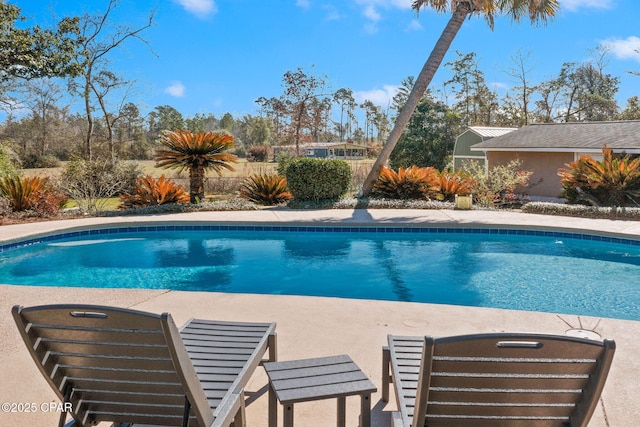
[12, 0, 640, 120]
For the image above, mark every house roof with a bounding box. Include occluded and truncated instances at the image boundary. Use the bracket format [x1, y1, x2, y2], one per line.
[466, 126, 517, 138]
[274, 142, 367, 149]
[471, 121, 640, 153]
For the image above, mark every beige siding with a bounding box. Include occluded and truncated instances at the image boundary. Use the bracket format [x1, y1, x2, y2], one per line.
[486, 152, 574, 198]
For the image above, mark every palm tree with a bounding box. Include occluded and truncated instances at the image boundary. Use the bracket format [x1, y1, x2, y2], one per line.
[361, 0, 559, 196]
[155, 130, 238, 203]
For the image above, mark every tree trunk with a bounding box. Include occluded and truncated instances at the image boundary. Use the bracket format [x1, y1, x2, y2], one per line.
[189, 164, 205, 203]
[361, 3, 471, 196]
[84, 75, 94, 161]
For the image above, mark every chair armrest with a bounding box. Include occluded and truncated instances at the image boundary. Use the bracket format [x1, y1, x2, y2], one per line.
[382, 346, 391, 403]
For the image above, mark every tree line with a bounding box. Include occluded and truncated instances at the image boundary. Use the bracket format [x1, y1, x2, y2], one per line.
[1, 1, 639, 173]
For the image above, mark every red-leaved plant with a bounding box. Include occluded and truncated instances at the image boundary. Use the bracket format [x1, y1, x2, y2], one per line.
[119, 175, 190, 209]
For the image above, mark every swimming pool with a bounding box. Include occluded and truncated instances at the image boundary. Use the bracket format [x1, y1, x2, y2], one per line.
[1, 225, 640, 321]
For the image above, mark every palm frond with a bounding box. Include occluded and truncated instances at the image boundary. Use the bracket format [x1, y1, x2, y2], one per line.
[155, 130, 238, 174]
[119, 175, 189, 208]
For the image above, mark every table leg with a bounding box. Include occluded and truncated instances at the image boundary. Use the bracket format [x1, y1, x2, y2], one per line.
[284, 403, 294, 427]
[268, 384, 277, 427]
[337, 396, 346, 427]
[360, 393, 371, 427]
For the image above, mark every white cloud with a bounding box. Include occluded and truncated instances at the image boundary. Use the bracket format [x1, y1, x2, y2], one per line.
[296, 0, 311, 9]
[354, 0, 414, 33]
[174, 0, 217, 18]
[490, 82, 510, 94]
[323, 5, 342, 21]
[363, 5, 381, 22]
[405, 19, 422, 32]
[559, 0, 614, 12]
[354, 85, 400, 107]
[165, 81, 186, 97]
[602, 36, 640, 62]
[354, 0, 412, 10]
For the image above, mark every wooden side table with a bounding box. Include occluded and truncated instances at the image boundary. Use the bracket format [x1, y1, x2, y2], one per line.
[264, 354, 377, 427]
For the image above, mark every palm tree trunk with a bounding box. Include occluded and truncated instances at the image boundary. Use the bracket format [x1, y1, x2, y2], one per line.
[190, 164, 205, 203]
[361, 3, 471, 196]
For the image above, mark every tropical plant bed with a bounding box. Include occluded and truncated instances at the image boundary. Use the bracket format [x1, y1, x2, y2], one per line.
[522, 201, 640, 220]
[0, 210, 86, 226]
[5, 198, 640, 226]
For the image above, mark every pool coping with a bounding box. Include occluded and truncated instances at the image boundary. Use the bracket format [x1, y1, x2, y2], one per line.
[2, 209, 640, 426]
[4, 221, 640, 253]
[3, 207, 640, 249]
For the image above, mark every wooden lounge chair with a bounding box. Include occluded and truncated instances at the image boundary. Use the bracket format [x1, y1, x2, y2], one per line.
[382, 333, 615, 427]
[12, 304, 277, 427]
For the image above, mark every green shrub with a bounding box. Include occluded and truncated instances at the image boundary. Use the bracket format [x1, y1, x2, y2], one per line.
[276, 151, 295, 176]
[285, 158, 352, 201]
[21, 153, 60, 169]
[59, 159, 141, 213]
[239, 173, 292, 205]
[464, 159, 532, 207]
[0, 145, 19, 179]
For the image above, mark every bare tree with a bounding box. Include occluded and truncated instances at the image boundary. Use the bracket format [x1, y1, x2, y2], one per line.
[91, 70, 136, 160]
[501, 49, 536, 126]
[71, 0, 154, 160]
[20, 80, 64, 157]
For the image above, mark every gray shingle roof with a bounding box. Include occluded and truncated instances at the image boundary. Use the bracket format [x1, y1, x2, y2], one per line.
[471, 121, 640, 152]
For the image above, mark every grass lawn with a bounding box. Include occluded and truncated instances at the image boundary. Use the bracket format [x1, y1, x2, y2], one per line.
[23, 158, 375, 179]
[23, 159, 279, 179]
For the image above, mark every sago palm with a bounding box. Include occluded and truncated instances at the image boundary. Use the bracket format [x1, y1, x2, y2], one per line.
[239, 173, 292, 205]
[119, 175, 190, 208]
[372, 166, 439, 199]
[155, 130, 238, 203]
[436, 170, 475, 201]
[361, 0, 560, 196]
[559, 147, 640, 206]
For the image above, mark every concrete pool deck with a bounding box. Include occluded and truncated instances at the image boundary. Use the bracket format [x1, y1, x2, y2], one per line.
[1, 208, 639, 426]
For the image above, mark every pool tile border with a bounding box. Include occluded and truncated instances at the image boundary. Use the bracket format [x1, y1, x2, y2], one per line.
[2, 224, 640, 252]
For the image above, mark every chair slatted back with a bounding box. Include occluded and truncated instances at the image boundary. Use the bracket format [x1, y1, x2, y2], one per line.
[13, 304, 214, 427]
[414, 333, 615, 427]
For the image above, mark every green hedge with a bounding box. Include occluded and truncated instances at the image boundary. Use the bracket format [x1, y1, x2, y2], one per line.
[285, 158, 352, 201]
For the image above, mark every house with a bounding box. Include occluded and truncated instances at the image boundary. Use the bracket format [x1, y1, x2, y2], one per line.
[453, 126, 516, 171]
[470, 120, 640, 199]
[272, 142, 368, 161]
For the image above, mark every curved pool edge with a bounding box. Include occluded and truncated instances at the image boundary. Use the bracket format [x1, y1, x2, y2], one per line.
[3, 208, 640, 247]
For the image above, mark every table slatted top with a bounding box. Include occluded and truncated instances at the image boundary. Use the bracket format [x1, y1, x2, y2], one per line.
[264, 355, 376, 404]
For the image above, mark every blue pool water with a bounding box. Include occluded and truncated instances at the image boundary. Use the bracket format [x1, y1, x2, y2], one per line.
[1, 226, 640, 321]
